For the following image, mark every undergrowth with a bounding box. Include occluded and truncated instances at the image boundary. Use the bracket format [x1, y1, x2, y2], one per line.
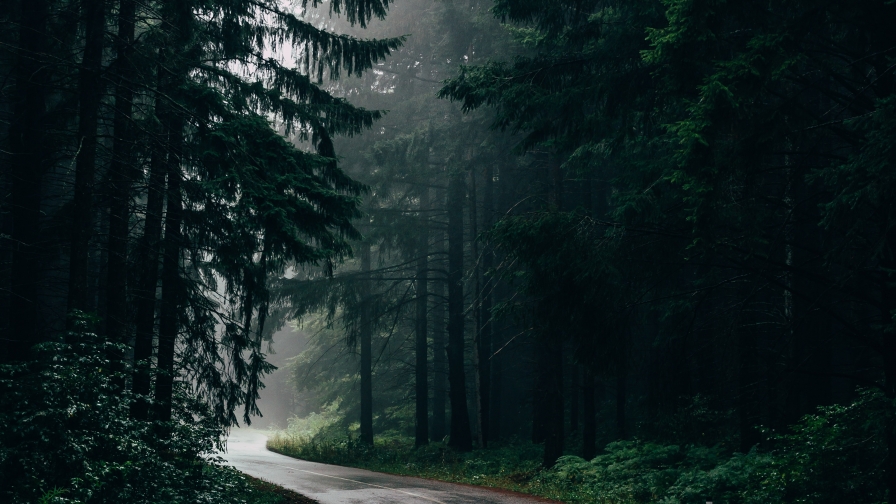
[0, 314, 304, 504]
[267, 390, 888, 504]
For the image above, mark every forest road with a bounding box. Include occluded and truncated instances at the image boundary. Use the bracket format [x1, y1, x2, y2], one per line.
[222, 429, 559, 504]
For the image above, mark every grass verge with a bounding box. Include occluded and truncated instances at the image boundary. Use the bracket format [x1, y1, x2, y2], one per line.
[266, 435, 574, 502]
[265, 394, 887, 504]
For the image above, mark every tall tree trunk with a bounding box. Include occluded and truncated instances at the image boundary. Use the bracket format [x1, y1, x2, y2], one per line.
[131, 60, 169, 421]
[105, 0, 137, 349]
[479, 164, 494, 448]
[616, 330, 628, 440]
[583, 367, 596, 459]
[360, 241, 374, 445]
[68, 0, 107, 315]
[488, 167, 505, 443]
[739, 296, 761, 452]
[153, 115, 184, 427]
[542, 158, 564, 466]
[532, 342, 546, 444]
[540, 335, 563, 467]
[432, 252, 448, 442]
[881, 230, 896, 504]
[6, 0, 49, 362]
[470, 168, 489, 447]
[447, 169, 472, 451]
[582, 171, 599, 459]
[489, 327, 502, 442]
[415, 188, 429, 447]
[570, 365, 579, 434]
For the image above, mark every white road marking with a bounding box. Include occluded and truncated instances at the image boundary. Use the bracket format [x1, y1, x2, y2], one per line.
[268, 462, 448, 504]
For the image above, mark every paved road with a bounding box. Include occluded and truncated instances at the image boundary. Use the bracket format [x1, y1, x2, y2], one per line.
[221, 429, 559, 504]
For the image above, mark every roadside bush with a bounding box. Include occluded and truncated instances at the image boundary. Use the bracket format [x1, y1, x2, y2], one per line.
[542, 389, 887, 504]
[269, 388, 888, 504]
[0, 315, 257, 503]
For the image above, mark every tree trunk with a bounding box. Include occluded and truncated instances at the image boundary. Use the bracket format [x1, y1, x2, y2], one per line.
[616, 331, 627, 440]
[153, 115, 184, 427]
[447, 169, 472, 451]
[540, 335, 563, 467]
[68, 0, 107, 315]
[104, 0, 137, 391]
[489, 330, 502, 442]
[432, 254, 448, 442]
[583, 367, 596, 459]
[6, 0, 49, 362]
[739, 298, 760, 453]
[881, 231, 896, 504]
[105, 0, 137, 349]
[570, 365, 579, 435]
[538, 156, 565, 466]
[415, 188, 429, 447]
[479, 164, 494, 448]
[131, 60, 169, 421]
[488, 168, 506, 443]
[532, 342, 546, 444]
[470, 168, 489, 447]
[360, 241, 374, 445]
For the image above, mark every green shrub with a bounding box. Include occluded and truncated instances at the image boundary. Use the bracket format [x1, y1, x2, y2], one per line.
[0, 315, 262, 503]
[268, 388, 888, 504]
[543, 390, 887, 504]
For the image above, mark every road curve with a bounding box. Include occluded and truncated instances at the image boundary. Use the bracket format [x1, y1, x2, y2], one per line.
[221, 429, 559, 504]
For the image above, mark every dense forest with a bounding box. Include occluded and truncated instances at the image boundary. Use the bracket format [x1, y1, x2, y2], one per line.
[2, 0, 896, 502]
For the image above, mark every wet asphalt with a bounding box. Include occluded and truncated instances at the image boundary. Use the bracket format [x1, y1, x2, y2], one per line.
[221, 429, 560, 504]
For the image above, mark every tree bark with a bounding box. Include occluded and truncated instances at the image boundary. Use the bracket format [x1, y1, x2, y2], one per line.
[739, 298, 761, 453]
[479, 164, 495, 448]
[583, 367, 596, 459]
[540, 335, 563, 467]
[6, 0, 49, 361]
[131, 59, 169, 421]
[470, 168, 489, 447]
[540, 157, 564, 466]
[153, 115, 184, 427]
[447, 169, 472, 451]
[415, 188, 429, 447]
[68, 0, 107, 315]
[105, 0, 137, 349]
[360, 241, 374, 445]
[881, 231, 896, 504]
[616, 331, 627, 440]
[570, 365, 579, 434]
[488, 168, 506, 444]
[432, 252, 448, 442]
[489, 333, 502, 442]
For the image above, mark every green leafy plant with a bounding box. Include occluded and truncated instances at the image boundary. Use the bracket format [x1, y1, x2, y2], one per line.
[269, 389, 888, 504]
[0, 314, 275, 503]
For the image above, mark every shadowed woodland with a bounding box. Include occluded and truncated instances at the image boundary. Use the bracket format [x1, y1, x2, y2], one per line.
[2, 0, 896, 503]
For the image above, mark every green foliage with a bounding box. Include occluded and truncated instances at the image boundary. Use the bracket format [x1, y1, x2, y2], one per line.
[542, 390, 888, 504]
[268, 389, 887, 503]
[267, 432, 549, 492]
[748, 389, 888, 504]
[0, 316, 273, 503]
[280, 399, 346, 441]
[106, 0, 405, 429]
